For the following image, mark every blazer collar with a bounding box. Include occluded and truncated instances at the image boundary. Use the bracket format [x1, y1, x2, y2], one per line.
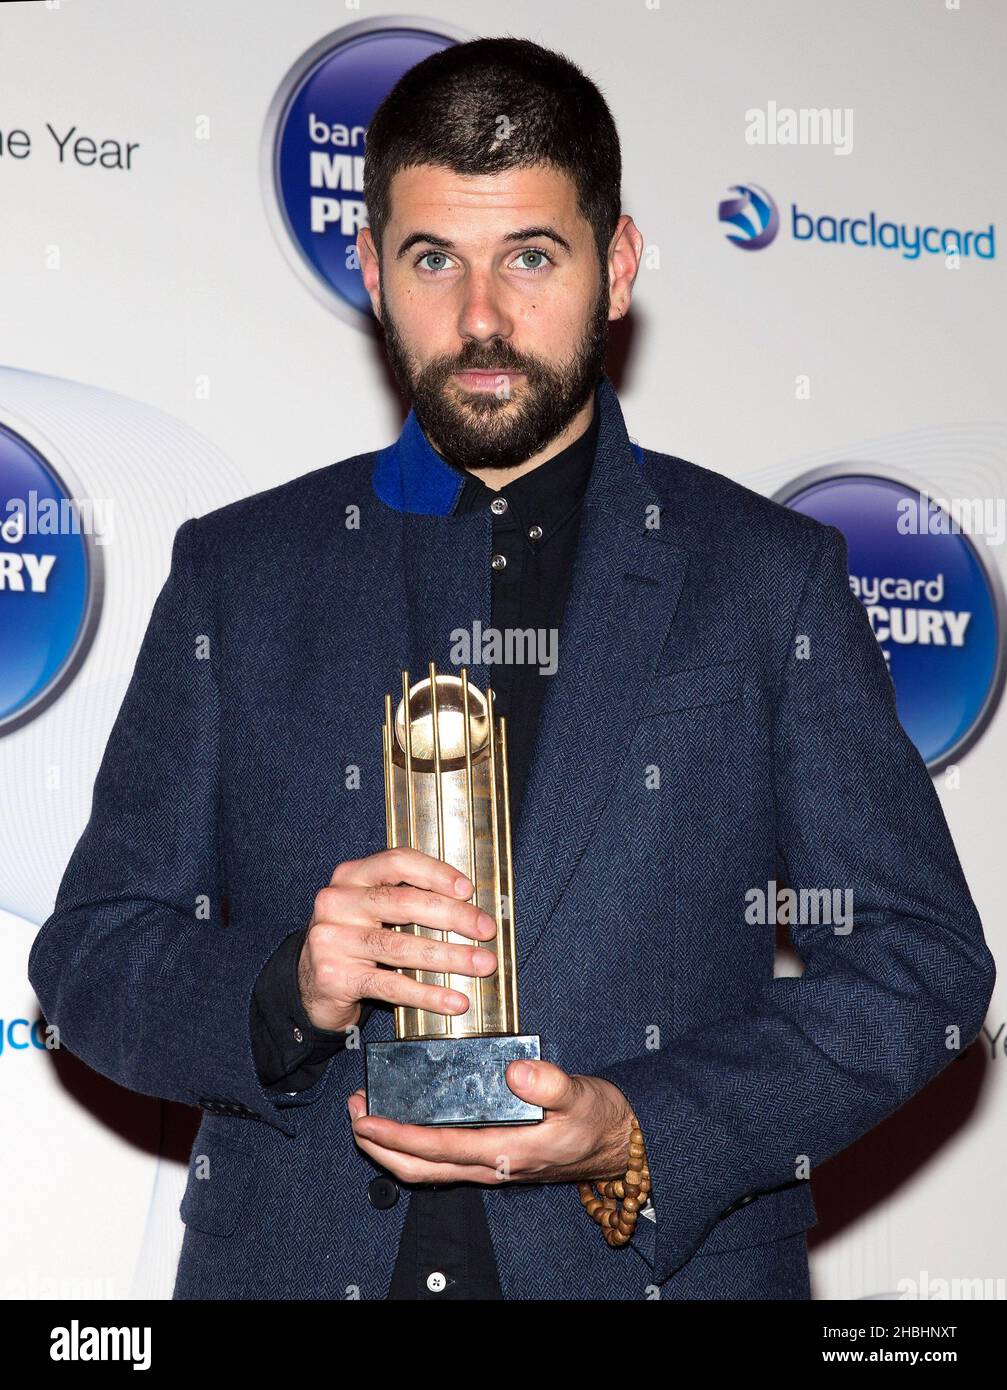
[371, 371, 644, 516]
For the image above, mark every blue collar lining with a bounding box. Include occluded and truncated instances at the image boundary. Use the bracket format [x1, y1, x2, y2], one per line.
[372, 394, 644, 517]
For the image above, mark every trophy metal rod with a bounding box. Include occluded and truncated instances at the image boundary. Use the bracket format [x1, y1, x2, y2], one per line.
[460, 667, 483, 1034]
[386, 687, 408, 1040]
[486, 686, 505, 1031]
[400, 670, 420, 1038]
[498, 713, 520, 1032]
[428, 659, 445, 868]
[427, 661, 455, 1023]
[381, 696, 403, 1039]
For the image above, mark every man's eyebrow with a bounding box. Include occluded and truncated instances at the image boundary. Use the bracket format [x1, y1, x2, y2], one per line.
[500, 226, 570, 254]
[395, 225, 573, 260]
[395, 231, 453, 260]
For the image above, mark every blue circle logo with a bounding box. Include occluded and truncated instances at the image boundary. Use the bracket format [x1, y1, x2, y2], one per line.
[0, 422, 103, 736]
[261, 18, 470, 325]
[777, 468, 1006, 770]
[718, 182, 780, 251]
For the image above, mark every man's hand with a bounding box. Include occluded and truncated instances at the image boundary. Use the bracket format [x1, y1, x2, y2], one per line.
[347, 1061, 637, 1186]
[298, 846, 500, 1034]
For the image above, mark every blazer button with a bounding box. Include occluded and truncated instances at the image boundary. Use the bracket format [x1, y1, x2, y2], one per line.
[368, 1177, 399, 1210]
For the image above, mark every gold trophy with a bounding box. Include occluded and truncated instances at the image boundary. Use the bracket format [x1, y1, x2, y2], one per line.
[364, 662, 544, 1126]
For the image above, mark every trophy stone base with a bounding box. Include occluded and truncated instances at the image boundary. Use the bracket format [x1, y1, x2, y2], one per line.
[364, 1034, 544, 1126]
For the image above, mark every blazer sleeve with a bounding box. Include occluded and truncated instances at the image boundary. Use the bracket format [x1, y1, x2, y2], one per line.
[594, 523, 996, 1285]
[27, 518, 351, 1137]
[251, 924, 375, 1091]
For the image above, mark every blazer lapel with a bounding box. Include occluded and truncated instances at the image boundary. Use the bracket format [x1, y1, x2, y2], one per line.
[400, 508, 495, 699]
[371, 397, 496, 697]
[511, 379, 690, 970]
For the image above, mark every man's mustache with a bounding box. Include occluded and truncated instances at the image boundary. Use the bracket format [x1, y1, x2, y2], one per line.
[439, 355, 540, 378]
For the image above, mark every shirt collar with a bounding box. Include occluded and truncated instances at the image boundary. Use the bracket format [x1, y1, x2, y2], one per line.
[451, 404, 599, 529]
[371, 404, 464, 516]
[372, 373, 625, 517]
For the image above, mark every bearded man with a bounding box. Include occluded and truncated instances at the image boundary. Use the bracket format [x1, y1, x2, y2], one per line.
[29, 37, 994, 1302]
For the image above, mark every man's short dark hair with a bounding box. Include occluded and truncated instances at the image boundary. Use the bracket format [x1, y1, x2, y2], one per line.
[363, 36, 622, 273]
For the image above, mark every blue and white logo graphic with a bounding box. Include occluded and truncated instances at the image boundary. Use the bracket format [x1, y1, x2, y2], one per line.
[261, 18, 470, 326]
[0, 423, 103, 736]
[718, 182, 780, 250]
[777, 467, 1006, 771]
[721, 180, 995, 260]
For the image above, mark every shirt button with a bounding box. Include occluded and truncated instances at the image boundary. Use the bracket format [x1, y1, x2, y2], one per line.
[292, 1026, 304, 1043]
[490, 497, 508, 515]
[367, 1177, 399, 1209]
[528, 524, 543, 541]
[491, 553, 507, 572]
[426, 1272, 447, 1293]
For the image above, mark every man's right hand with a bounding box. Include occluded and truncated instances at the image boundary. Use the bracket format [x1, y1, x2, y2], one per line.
[298, 847, 500, 1034]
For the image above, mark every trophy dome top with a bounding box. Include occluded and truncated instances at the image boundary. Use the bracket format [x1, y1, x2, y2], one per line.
[393, 671, 492, 764]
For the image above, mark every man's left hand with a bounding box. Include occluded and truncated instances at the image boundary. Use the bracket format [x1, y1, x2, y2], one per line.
[347, 1061, 636, 1185]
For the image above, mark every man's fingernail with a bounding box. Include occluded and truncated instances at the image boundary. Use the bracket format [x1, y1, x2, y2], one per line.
[511, 1063, 532, 1088]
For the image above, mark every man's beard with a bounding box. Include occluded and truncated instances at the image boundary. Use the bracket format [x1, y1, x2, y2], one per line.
[378, 277, 611, 472]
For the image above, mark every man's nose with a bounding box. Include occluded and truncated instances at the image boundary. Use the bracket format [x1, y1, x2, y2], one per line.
[456, 271, 515, 346]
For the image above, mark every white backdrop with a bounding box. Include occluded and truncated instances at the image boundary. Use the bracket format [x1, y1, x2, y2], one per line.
[1, 0, 1003, 1300]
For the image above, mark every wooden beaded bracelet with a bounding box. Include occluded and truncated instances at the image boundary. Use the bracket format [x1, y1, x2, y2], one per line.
[577, 1118, 650, 1247]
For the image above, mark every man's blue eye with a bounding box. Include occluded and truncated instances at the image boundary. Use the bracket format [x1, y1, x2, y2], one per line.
[419, 251, 450, 271]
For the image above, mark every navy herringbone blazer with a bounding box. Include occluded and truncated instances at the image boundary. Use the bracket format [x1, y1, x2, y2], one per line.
[28, 373, 995, 1300]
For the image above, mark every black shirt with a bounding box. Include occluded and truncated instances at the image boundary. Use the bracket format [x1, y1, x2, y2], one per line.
[249, 398, 600, 1298]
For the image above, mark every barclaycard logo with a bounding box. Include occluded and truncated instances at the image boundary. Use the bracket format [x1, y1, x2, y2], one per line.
[0, 422, 103, 736]
[260, 17, 472, 327]
[721, 181, 996, 260]
[776, 467, 1007, 771]
[719, 183, 780, 250]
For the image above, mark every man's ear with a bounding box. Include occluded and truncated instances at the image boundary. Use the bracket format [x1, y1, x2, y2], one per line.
[357, 228, 382, 321]
[606, 215, 645, 320]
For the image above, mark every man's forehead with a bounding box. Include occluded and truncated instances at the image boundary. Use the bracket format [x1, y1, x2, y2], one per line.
[386, 163, 582, 226]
